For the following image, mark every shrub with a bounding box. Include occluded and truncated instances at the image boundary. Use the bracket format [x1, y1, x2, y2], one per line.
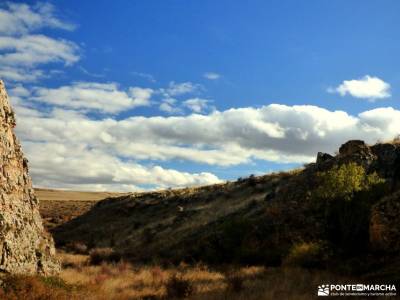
[165, 274, 194, 299]
[284, 241, 328, 269]
[314, 163, 387, 254]
[89, 247, 122, 265]
[315, 162, 384, 201]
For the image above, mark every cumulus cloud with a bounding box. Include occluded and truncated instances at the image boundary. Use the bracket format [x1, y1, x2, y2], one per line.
[0, 34, 79, 67]
[159, 98, 183, 114]
[11, 87, 400, 191]
[31, 82, 153, 113]
[0, 2, 79, 83]
[23, 142, 220, 192]
[329, 75, 391, 100]
[203, 72, 220, 80]
[183, 98, 212, 113]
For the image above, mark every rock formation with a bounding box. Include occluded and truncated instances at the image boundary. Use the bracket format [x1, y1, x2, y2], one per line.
[0, 80, 59, 275]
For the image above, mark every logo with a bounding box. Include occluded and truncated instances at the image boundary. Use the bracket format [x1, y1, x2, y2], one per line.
[318, 285, 330, 296]
[317, 283, 397, 297]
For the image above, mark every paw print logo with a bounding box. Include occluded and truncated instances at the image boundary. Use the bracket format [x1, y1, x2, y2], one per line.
[318, 284, 330, 296]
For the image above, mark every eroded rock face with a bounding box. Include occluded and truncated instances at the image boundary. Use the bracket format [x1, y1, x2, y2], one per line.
[0, 80, 59, 275]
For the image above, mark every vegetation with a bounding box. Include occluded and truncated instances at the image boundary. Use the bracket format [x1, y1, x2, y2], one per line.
[89, 247, 122, 265]
[165, 274, 194, 298]
[30, 141, 400, 298]
[0, 252, 353, 300]
[284, 241, 329, 269]
[314, 163, 387, 254]
[315, 162, 384, 201]
[0, 275, 84, 300]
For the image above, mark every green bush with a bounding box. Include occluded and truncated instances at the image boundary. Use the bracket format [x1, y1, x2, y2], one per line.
[284, 241, 329, 269]
[314, 163, 386, 254]
[315, 162, 384, 201]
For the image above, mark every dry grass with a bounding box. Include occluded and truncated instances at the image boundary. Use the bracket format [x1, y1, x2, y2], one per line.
[54, 252, 351, 300]
[35, 188, 125, 202]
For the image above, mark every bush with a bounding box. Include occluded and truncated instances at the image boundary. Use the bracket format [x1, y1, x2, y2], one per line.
[315, 162, 384, 201]
[314, 163, 387, 254]
[165, 274, 194, 299]
[89, 247, 122, 265]
[284, 241, 328, 269]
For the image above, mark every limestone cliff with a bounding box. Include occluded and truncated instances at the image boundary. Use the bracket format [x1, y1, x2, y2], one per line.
[0, 80, 59, 275]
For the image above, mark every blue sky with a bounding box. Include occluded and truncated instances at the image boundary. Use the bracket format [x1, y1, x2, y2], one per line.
[1, 1, 400, 191]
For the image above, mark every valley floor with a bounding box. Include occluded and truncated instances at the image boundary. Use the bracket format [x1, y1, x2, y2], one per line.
[23, 181, 397, 300]
[55, 251, 351, 300]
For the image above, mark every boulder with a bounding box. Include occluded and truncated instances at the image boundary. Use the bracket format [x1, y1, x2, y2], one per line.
[0, 80, 60, 275]
[371, 143, 400, 179]
[339, 140, 369, 156]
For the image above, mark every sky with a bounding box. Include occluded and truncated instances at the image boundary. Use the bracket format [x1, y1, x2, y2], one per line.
[1, 1, 400, 191]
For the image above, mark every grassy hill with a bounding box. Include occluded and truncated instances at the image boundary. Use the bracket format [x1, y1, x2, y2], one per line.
[50, 140, 400, 285]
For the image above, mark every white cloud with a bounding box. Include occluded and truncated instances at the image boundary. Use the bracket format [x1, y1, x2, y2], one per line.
[183, 98, 212, 113]
[0, 2, 76, 35]
[162, 81, 202, 97]
[31, 82, 153, 113]
[0, 2, 79, 83]
[13, 96, 400, 169]
[8, 82, 400, 191]
[0, 34, 79, 67]
[159, 98, 183, 114]
[329, 75, 391, 100]
[203, 72, 220, 80]
[0, 66, 44, 82]
[23, 142, 220, 192]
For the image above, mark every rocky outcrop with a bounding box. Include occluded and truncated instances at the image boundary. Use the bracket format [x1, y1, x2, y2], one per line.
[316, 152, 333, 165]
[0, 80, 59, 275]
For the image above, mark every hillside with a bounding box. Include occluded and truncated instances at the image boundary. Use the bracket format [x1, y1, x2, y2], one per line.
[52, 140, 400, 283]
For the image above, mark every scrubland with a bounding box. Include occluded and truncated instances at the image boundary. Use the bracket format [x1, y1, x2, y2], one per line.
[1, 250, 352, 300]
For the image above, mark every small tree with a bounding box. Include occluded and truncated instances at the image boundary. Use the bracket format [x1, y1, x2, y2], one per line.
[314, 163, 385, 254]
[315, 162, 384, 201]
